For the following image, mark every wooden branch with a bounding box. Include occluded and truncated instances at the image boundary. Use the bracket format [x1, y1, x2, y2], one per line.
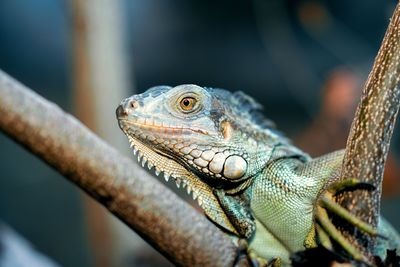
[70, 1, 135, 265]
[336, 2, 400, 261]
[0, 70, 239, 267]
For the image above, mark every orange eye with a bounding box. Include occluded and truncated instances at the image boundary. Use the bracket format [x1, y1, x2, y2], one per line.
[179, 97, 197, 111]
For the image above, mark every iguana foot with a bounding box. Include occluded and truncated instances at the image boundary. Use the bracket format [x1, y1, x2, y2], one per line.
[248, 250, 281, 267]
[233, 239, 279, 267]
[266, 257, 282, 267]
[234, 238, 281, 267]
[314, 178, 381, 263]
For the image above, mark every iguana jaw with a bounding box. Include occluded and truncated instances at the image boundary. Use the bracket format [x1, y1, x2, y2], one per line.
[119, 123, 239, 235]
[125, 132, 205, 204]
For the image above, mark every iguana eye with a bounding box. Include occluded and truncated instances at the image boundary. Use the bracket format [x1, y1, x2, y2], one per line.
[179, 97, 197, 112]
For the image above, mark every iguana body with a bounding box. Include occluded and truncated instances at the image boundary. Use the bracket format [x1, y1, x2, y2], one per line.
[116, 84, 400, 266]
[247, 150, 343, 262]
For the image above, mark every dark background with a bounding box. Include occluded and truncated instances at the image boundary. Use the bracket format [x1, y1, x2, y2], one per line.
[0, 1, 399, 266]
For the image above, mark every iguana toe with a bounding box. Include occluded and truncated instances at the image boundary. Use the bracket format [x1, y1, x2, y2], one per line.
[314, 178, 383, 263]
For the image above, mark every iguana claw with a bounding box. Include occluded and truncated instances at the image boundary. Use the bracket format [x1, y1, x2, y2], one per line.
[314, 178, 382, 263]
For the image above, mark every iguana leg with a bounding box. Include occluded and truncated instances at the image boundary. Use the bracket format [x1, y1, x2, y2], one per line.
[213, 188, 255, 239]
[213, 190, 281, 266]
[314, 178, 381, 262]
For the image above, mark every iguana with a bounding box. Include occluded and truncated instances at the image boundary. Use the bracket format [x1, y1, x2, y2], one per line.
[116, 84, 400, 266]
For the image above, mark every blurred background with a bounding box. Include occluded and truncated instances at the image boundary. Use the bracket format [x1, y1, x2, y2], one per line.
[0, 0, 399, 266]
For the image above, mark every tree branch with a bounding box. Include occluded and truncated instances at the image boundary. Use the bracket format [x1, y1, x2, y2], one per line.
[0, 70, 239, 267]
[336, 2, 400, 261]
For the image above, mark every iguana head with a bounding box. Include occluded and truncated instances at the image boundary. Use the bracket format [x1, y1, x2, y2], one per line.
[116, 84, 282, 234]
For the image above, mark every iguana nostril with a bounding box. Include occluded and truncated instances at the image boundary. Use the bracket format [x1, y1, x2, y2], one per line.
[116, 104, 127, 118]
[116, 98, 140, 118]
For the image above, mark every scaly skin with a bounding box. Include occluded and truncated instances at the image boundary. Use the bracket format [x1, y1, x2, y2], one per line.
[116, 84, 400, 266]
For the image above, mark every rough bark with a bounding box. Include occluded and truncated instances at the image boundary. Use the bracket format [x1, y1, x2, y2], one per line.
[336, 2, 400, 262]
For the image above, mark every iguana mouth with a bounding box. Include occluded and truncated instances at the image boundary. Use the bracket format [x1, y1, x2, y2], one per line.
[119, 117, 210, 136]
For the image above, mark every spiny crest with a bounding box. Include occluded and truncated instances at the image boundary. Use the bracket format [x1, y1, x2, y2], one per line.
[231, 91, 276, 129]
[208, 88, 276, 130]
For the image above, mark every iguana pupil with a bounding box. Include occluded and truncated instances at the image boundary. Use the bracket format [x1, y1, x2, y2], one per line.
[179, 96, 196, 111]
